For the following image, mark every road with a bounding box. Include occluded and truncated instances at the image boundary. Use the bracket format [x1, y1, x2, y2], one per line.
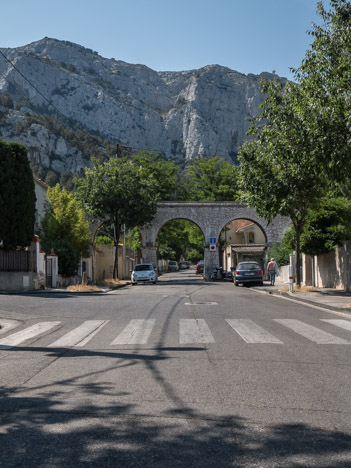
[0, 269, 351, 467]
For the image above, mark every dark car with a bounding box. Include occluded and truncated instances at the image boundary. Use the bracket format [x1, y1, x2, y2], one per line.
[233, 261, 263, 286]
[195, 261, 204, 275]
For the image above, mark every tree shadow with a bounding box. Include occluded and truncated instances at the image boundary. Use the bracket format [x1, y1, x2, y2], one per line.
[1, 382, 351, 467]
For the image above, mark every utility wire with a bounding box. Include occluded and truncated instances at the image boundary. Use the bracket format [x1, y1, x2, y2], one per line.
[0, 49, 167, 158]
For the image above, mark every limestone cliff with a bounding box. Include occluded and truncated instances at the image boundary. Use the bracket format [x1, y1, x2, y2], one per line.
[0, 37, 275, 177]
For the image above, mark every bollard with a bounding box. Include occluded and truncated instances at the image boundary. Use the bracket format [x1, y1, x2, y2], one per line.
[289, 265, 294, 293]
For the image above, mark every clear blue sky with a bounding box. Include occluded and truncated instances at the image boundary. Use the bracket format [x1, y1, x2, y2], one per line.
[2, 0, 325, 80]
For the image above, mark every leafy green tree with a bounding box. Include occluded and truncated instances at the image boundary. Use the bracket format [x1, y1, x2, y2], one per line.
[132, 151, 179, 200]
[292, 0, 351, 186]
[157, 220, 204, 262]
[282, 198, 351, 257]
[75, 156, 164, 278]
[40, 184, 90, 277]
[238, 77, 326, 286]
[0, 139, 36, 249]
[184, 156, 240, 201]
[95, 235, 114, 246]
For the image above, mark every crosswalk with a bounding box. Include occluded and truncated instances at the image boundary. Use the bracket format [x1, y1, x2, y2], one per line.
[0, 318, 351, 349]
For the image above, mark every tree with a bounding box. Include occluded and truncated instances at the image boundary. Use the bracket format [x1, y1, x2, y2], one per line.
[183, 156, 240, 201]
[292, 0, 351, 187]
[157, 220, 204, 262]
[75, 156, 166, 278]
[238, 77, 326, 286]
[132, 151, 179, 200]
[0, 139, 36, 249]
[40, 184, 90, 277]
[282, 197, 351, 257]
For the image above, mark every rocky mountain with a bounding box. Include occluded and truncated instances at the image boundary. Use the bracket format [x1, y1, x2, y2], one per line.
[0, 37, 275, 182]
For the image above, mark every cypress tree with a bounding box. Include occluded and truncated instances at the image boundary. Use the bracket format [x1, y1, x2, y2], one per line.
[0, 139, 36, 249]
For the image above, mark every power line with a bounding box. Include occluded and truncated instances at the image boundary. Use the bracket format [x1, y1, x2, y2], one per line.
[0, 49, 173, 159]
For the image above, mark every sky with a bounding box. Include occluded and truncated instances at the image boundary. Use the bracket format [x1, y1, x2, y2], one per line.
[1, 0, 325, 80]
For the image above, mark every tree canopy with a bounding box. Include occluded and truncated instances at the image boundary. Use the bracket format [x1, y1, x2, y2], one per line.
[183, 156, 240, 201]
[74, 154, 175, 278]
[0, 139, 36, 250]
[40, 184, 90, 277]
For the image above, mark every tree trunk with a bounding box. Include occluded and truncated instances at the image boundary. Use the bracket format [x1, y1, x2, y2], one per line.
[113, 220, 120, 280]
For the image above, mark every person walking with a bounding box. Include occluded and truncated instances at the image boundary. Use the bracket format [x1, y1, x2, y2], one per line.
[267, 258, 278, 286]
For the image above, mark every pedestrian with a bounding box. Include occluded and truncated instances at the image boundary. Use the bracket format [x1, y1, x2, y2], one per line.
[267, 258, 278, 286]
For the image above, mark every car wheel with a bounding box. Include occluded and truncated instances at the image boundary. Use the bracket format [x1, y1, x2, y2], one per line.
[153, 281, 157, 284]
[234, 281, 239, 286]
[132, 283, 136, 286]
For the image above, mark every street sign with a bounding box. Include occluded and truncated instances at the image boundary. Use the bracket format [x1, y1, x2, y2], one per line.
[209, 237, 216, 244]
[210, 244, 216, 251]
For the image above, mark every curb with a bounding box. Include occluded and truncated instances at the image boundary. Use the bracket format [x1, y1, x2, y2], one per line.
[253, 286, 351, 314]
[0, 283, 130, 295]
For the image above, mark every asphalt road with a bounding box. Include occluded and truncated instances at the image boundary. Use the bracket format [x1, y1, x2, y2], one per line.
[1, 270, 351, 467]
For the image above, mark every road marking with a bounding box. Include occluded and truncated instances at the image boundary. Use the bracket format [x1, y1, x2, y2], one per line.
[0, 320, 20, 335]
[274, 319, 349, 344]
[179, 319, 215, 344]
[184, 302, 217, 306]
[321, 319, 351, 332]
[226, 319, 283, 344]
[48, 320, 109, 347]
[0, 322, 61, 349]
[110, 319, 156, 345]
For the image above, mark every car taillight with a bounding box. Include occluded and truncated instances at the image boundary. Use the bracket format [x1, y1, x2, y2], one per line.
[235, 271, 240, 275]
[258, 270, 263, 274]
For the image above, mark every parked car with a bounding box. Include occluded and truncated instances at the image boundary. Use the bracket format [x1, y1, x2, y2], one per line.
[179, 261, 190, 270]
[195, 261, 204, 275]
[233, 262, 263, 286]
[168, 260, 178, 271]
[131, 263, 157, 285]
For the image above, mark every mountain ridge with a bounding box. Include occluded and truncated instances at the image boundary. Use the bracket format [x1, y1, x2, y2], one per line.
[0, 37, 275, 184]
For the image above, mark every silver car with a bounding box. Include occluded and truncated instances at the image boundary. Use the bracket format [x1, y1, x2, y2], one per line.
[131, 263, 157, 285]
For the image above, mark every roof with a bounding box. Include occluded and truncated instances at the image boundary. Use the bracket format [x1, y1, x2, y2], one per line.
[33, 175, 49, 190]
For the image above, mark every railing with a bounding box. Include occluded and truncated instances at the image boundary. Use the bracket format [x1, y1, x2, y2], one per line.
[0, 250, 35, 272]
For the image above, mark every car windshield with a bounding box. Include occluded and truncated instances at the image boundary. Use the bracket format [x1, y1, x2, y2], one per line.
[135, 264, 153, 271]
[238, 263, 260, 271]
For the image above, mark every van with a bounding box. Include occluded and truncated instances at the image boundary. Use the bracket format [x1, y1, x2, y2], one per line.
[168, 260, 178, 271]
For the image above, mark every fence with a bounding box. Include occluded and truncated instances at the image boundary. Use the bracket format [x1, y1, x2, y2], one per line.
[0, 250, 35, 272]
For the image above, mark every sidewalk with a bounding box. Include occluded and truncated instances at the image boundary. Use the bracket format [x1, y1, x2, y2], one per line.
[254, 280, 351, 313]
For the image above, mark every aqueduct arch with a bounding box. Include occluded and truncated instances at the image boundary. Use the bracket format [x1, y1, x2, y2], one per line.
[139, 201, 290, 279]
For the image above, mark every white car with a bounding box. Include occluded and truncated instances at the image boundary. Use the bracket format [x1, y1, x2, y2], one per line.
[131, 263, 157, 285]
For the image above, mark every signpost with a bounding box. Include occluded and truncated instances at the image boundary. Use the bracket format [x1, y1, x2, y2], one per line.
[209, 237, 216, 251]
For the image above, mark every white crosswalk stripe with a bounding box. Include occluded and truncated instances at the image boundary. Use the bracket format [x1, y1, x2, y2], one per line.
[110, 319, 156, 345]
[321, 319, 351, 332]
[226, 319, 283, 344]
[0, 321, 61, 349]
[179, 319, 215, 344]
[274, 319, 350, 344]
[1, 318, 350, 349]
[48, 320, 109, 347]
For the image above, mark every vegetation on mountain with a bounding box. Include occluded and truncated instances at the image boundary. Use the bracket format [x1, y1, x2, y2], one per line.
[40, 184, 90, 277]
[0, 139, 35, 249]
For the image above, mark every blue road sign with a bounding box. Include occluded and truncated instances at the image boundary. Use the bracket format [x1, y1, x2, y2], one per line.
[210, 237, 216, 244]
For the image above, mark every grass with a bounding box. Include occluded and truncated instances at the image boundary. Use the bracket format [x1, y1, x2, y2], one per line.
[279, 285, 319, 293]
[98, 278, 128, 288]
[66, 284, 103, 292]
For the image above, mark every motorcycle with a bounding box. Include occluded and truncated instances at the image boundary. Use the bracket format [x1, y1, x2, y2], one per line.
[210, 266, 233, 282]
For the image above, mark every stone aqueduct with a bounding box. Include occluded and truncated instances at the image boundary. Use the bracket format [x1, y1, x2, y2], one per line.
[139, 202, 290, 279]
